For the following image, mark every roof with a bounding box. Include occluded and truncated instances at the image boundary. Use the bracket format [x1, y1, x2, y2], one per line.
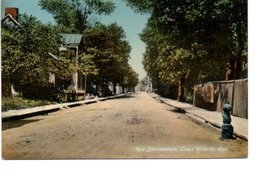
[60, 33, 83, 47]
[1, 14, 22, 28]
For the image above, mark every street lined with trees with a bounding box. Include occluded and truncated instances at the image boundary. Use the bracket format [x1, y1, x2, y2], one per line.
[2, 0, 139, 107]
[1, 0, 248, 160]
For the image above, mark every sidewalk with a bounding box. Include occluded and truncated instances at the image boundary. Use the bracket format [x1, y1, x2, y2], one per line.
[149, 93, 248, 140]
[2, 93, 131, 121]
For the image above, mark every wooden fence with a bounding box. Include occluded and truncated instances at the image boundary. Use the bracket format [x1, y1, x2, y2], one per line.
[193, 79, 248, 118]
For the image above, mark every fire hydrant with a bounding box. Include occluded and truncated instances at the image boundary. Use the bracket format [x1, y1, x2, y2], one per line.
[221, 103, 234, 140]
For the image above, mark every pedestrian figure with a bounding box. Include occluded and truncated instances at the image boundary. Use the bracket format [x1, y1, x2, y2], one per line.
[226, 63, 232, 80]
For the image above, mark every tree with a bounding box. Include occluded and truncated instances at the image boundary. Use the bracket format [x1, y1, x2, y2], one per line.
[123, 67, 139, 92]
[82, 23, 135, 94]
[39, 0, 115, 32]
[126, 0, 247, 101]
[48, 50, 78, 81]
[2, 14, 61, 98]
[217, 0, 247, 79]
[2, 28, 23, 96]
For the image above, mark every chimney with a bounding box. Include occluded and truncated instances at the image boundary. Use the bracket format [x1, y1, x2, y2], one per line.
[5, 8, 19, 21]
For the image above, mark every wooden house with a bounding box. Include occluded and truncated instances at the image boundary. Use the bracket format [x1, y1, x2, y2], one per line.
[59, 33, 86, 101]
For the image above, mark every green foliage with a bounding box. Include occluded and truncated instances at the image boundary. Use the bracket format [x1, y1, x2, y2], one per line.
[1, 13, 76, 100]
[123, 66, 139, 88]
[79, 53, 99, 76]
[2, 2, 140, 102]
[1, 29, 22, 82]
[124, 0, 153, 13]
[82, 23, 138, 89]
[39, 0, 138, 90]
[127, 0, 247, 100]
[48, 50, 78, 80]
[39, 0, 115, 32]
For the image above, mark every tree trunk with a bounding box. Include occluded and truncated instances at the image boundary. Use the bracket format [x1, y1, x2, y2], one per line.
[233, 58, 242, 80]
[95, 82, 99, 96]
[229, 56, 242, 80]
[113, 82, 116, 94]
[2, 80, 12, 96]
[177, 77, 185, 102]
[84, 75, 87, 95]
[232, 19, 244, 80]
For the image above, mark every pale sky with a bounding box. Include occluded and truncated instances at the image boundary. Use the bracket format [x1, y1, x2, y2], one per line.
[1, 0, 149, 79]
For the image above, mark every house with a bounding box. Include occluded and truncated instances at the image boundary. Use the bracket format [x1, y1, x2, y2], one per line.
[1, 7, 22, 28]
[59, 33, 86, 101]
[2, 8, 86, 101]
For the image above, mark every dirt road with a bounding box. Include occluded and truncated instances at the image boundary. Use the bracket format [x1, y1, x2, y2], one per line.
[2, 92, 247, 159]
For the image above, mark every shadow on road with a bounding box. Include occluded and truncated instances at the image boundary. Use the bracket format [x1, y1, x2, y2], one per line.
[2, 119, 43, 131]
[169, 108, 186, 114]
[108, 94, 136, 100]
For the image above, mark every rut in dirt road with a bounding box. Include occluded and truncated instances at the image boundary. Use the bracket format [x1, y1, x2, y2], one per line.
[2, 92, 247, 159]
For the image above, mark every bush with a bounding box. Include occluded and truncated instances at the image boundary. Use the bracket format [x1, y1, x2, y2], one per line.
[18, 83, 63, 102]
[2, 97, 53, 112]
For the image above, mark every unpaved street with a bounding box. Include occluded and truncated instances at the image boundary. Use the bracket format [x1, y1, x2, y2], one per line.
[2, 92, 247, 159]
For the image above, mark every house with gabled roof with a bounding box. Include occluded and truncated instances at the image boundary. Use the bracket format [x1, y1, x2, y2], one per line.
[1, 7, 22, 28]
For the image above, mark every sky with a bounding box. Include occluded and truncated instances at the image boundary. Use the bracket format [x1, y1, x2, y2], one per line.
[1, 0, 149, 80]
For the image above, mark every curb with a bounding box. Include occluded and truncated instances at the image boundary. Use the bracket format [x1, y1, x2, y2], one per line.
[2, 93, 131, 121]
[150, 94, 248, 141]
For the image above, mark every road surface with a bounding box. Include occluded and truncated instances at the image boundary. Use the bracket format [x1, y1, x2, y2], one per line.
[2, 92, 247, 159]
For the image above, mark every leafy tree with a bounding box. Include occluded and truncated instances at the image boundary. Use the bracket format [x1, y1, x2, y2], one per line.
[82, 23, 136, 94]
[126, 0, 247, 101]
[2, 14, 66, 99]
[39, 0, 139, 95]
[123, 66, 139, 92]
[79, 53, 99, 77]
[39, 0, 115, 32]
[48, 50, 78, 81]
[2, 28, 22, 89]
